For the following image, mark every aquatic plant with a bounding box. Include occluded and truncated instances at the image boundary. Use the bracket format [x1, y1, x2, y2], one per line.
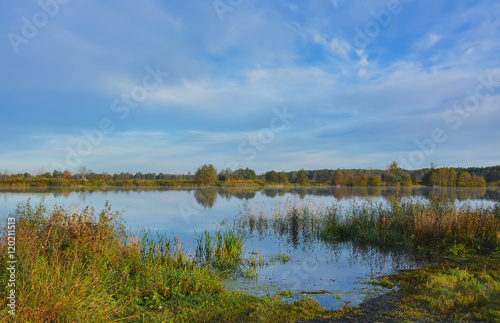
[195, 227, 245, 272]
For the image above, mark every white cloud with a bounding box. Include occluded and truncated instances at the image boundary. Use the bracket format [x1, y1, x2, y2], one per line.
[313, 32, 351, 59]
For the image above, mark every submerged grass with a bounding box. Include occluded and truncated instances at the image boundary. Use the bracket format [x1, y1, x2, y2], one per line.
[0, 200, 339, 322]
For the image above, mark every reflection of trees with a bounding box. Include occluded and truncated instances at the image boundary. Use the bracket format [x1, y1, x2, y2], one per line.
[194, 188, 218, 208]
[263, 189, 279, 198]
[217, 188, 259, 201]
[424, 187, 489, 203]
[367, 187, 382, 196]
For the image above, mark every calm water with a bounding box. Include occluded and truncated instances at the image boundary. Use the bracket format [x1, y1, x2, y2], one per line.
[1, 186, 498, 309]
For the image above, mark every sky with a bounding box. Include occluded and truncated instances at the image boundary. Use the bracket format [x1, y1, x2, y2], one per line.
[1, 0, 499, 175]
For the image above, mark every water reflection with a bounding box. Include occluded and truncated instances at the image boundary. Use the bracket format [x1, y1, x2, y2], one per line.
[1, 186, 497, 210]
[194, 188, 218, 208]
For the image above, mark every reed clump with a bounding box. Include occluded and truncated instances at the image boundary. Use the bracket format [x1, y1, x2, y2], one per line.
[322, 196, 500, 253]
[194, 228, 245, 273]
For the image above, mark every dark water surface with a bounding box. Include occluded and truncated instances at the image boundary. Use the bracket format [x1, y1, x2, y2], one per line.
[1, 186, 498, 309]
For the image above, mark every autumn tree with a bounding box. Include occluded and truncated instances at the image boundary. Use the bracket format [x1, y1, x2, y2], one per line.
[331, 169, 344, 186]
[63, 170, 72, 179]
[194, 164, 217, 185]
[368, 175, 382, 186]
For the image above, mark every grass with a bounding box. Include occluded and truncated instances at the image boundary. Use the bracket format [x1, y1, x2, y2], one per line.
[234, 199, 327, 246]
[385, 253, 500, 322]
[0, 199, 342, 322]
[194, 228, 245, 274]
[321, 196, 500, 253]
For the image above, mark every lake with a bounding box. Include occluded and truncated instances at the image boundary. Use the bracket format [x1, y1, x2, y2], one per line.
[1, 186, 498, 310]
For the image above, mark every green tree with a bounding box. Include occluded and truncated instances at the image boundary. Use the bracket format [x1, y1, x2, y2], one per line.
[386, 161, 408, 185]
[265, 171, 278, 183]
[278, 172, 289, 184]
[194, 164, 217, 185]
[297, 169, 308, 186]
[232, 168, 245, 181]
[243, 168, 257, 180]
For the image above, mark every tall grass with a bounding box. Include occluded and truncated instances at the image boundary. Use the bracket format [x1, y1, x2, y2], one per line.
[322, 196, 500, 253]
[195, 228, 245, 273]
[234, 199, 326, 246]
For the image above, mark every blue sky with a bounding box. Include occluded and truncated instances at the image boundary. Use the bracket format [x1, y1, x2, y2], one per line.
[1, 0, 499, 175]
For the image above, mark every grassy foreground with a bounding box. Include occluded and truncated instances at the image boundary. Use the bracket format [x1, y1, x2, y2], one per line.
[0, 200, 342, 322]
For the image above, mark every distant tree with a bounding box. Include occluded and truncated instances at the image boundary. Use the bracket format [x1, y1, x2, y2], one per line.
[218, 168, 232, 181]
[194, 164, 217, 185]
[244, 168, 257, 180]
[218, 170, 228, 181]
[121, 172, 132, 180]
[288, 171, 297, 183]
[297, 169, 308, 186]
[429, 167, 456, 186]
[471, 173, 486, 186]
[232, 168, 245, 181]
[352, 174, 368, 186]
[315, 171, 331, 183]
[368, 175, 382, 186]
[278, 171, 289, 184]
[265, 171, 278, 183]
[63, 170, 72, 179]
[386, 161, 409, 185]
[79, 166, 89, 180]
[332, 170, 344, 186]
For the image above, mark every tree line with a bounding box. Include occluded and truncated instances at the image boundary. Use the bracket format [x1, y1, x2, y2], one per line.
[1, 163, 499, 187]
[192, 162, 498, 187]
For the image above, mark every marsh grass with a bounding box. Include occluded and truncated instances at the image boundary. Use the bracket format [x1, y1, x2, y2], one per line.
[194, 228, 245, 274]
[234, 199, 327, 247]
[322, 196, 500, 253]
[0, 200, 337, 322]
